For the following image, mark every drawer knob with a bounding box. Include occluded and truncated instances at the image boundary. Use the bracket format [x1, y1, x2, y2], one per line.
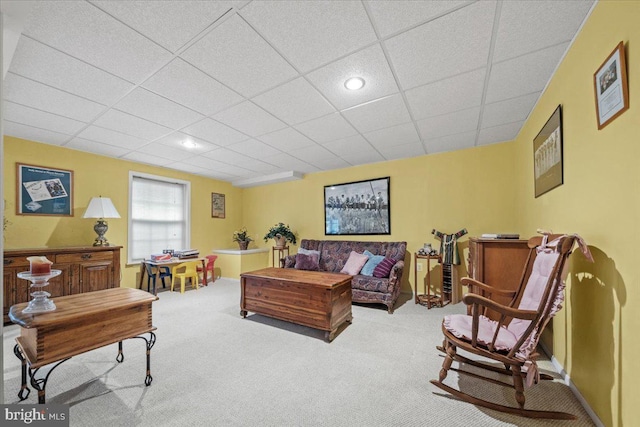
[4, 259, 13, 265]
[81, 254, 92, 260]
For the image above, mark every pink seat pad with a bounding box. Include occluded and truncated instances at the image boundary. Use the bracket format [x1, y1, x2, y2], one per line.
[443, 314, 518, 351]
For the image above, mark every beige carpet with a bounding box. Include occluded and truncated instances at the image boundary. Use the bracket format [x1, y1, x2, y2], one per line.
[3, 278, 596, 426]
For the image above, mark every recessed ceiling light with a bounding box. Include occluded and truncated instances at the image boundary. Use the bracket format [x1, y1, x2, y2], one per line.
[181, 140, 197, 149]
[344, 77, 365, 91]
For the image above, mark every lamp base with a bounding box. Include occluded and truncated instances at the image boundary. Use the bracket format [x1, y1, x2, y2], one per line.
[93, 219, 110, 246]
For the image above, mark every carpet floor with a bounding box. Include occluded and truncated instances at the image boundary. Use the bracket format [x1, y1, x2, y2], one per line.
[3, 278, 595, 426]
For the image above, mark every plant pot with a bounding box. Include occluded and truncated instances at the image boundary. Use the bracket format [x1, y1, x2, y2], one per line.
[274, 236, 287, 248]
[238, 241, 249, 250]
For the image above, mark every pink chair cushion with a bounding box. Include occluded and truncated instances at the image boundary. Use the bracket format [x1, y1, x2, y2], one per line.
[443, 314, 518, 351]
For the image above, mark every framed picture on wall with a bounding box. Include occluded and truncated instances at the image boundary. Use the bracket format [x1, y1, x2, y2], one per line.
[16, 163, 74, 216]
[594, 41, 629, 129]
[533, 106, 563, 198]
[211, 193, 225, 218]
[324, 177, 390, 235]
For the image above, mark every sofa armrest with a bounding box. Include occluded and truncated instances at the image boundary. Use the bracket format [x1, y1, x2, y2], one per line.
[282, 254, 296, 268]
[388, 260, 405, 287]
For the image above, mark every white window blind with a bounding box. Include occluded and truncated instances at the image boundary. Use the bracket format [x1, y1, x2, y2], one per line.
[128, 172, 190, 263]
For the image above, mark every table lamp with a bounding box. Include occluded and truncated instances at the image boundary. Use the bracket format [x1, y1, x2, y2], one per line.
[83, 197, 121, 246]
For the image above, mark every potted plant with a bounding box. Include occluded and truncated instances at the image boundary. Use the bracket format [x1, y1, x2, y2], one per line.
[233, 227, 253, 250]
[264, 222, 297, 248]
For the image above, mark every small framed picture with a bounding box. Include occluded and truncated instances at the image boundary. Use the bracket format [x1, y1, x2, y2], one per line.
[533, 106, 563, 198]
[594, 41, 629, 129]
[16, 163, 74, 216]
[211, 193, 225, 218]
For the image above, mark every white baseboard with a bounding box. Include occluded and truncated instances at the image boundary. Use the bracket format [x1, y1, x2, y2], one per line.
[539, 341, 604, 427]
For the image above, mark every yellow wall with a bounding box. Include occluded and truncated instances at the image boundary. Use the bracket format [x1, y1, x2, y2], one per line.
[510, 2, 638, 425]
[3, 136, 244, 287]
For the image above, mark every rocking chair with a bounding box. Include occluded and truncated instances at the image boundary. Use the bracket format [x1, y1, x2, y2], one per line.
[430, 233, 593, 419]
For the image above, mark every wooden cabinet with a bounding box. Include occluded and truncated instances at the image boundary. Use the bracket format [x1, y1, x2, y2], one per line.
[3, 246, 121, 324]
[467, 238, 533, 320]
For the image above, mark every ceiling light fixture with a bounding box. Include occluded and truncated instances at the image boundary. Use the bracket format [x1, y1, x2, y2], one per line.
[181, 140, 197, 149]
[344, 77, 365, 91]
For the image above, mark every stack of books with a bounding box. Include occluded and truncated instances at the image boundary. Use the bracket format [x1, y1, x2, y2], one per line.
[174, 249, 199, 259]
[481, 233, 520, 239]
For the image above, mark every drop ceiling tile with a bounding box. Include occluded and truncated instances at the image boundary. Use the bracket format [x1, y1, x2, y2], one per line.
[366, 0, 470, 38]
[92, 110, 172, 141]
[307, 44, 399, 110]
[294, 113, 358, 143]
[3, 121, 71, 146]
[4, 101, 87, 135]
[416, 107, 480, 140]
[481, 93, 540, 129]
[423, 131, 476, 154]
[143, 59, 243, 116]
[257, 127, 316, 152]
[310, 157, 351, 170]
[238, 158, 283, 174]
[477, 121, 524, 146]
[342, 150, 385, 166]
[91, 1, 237, 53]
[201, 147, 253, 165]
[183, 155, 230, 170]
[182, 118, 249, 147]
[155, 132, 219, 153]
[76, 125, 148, 149]
[4, 73, 106, 122]
[323, 135, 375, 157]
[135, 142, 197, 162]
[385, 1, 496, 89]
[168, 161, 218, 177]
[21, 1, 173, 83]
[213, 101, 286, 137]
[122, 151, 174, 166]
[261, 153, 319, 173]
[114, 88, 205, 129]
[241, 1, 377, 72]
[364, 122, 421, 148]
[486, 43, 568, 103]
[342, 94, 411, 133]
[289, 144, 337, 162]
[65, 137, 130, 157]
[181, 14, 297, 97]
[378, 142, 426, 160]
[252, 77, 335, 125]
[8, 37, 134, 105]
[227, 138, 283, 159]
[405, 68, 486, 120]
[493, 1, 594, 62]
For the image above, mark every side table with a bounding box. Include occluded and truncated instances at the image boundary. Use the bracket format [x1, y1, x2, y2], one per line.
[414, 253, 446, 308]
[272, 246, 289, 268]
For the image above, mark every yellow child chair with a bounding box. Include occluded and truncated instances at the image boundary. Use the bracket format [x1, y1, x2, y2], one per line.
[171, 261, 200, 294]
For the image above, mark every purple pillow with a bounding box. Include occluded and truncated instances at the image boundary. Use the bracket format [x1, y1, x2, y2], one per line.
[373, 257, 395, 278]
[294, 253, 319, 271]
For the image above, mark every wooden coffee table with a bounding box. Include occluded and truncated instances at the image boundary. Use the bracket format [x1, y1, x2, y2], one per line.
[240, 268, 352, 342]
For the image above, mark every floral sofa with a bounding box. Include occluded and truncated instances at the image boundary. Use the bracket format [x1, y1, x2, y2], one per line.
[282, 239, 407, 313]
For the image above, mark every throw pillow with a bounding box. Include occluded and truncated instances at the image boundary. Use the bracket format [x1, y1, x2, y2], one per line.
[297, 248, 320, 257]
[373, 257, 396, 278]
[340, 251, 369, 275]
[360, 250, 385, 276]
[294, 253, 319, 271]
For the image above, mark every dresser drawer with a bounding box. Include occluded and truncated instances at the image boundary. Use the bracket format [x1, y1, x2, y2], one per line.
[56, 251, 114, 264]
[4, 257, 33, 268]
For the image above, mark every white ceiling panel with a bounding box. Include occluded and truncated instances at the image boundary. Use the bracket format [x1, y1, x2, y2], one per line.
[4, 73, 106, 123]
[416, 107, 480, 140]
[4, 101, 87, 135]
[481, 93, 540, 129]
[122, 151, 174, 166]
[114, 88, 205, 129]
[307, 157, 352, 171]
[21, 1, 173, 83]
[65, 137, 130, 157]
[307, 44, 399, 110]
[385, 1, 496, 90]
[181, 14, 297, 97]
[237, 158, 283, 174]
[240, 1, 377, 72]
[342, 151, 385, 166]
[294, 113, 358, 143]
[92, 110, 172, 141]
[257, 127, 316, 152]
[342, 94, 411, 133]
[213, 101, 286, 137]
[477, 121, 524, 146]
[261, 153, 318, 173]
[143, 59, 243, 116]
[76, 125, 148, 149]
[323, 135, 375, 157]
[424, 131, 477, 154]
[252, 77, 335, 125]
[227, 138, 283, 159]
[406, 68, 486, 120]
[182, 118, 248, 147]
[134, 142, 196, 162]
[3, 121, 71, 146]
[289, 144, 338, 162]
[364, 122, 422, 149]
[378, 142, 426, 161]
[201, 147, 254, 164]
[8, 37, 134, 105]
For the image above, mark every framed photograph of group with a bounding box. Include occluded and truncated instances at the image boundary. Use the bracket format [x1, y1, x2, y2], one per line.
[533, 106, 563, 198]
[16, 163, 74, 216]
[211, 192, 225, 218]
[594, 41, 629, 129]
[324, 177, 390, 235]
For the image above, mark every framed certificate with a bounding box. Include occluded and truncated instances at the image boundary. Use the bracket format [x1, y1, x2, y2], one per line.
[17, 163, 74, 216]
[594, 41, 629, 129]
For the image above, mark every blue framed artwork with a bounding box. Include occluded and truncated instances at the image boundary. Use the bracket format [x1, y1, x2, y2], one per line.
[17, 163, 74, 216]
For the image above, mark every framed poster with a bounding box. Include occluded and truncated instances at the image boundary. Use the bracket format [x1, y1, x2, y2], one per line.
[17, 163, 73, 216]
[211, 192, 225, 218]
[533, 106, 563, 198]
[594, 41, 629, 129]
[324, 177, 390, 235]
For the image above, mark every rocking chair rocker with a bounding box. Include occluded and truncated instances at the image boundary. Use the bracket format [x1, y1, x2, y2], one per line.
[430, 232, 593, 419]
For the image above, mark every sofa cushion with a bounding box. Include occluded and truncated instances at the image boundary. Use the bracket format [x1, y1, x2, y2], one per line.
[294, 253, 319, 271]
[351, 275, 390, 293]
[361, 250, 385, 276]
[373, 257, 395, 278]
[340, 251, 369, 275]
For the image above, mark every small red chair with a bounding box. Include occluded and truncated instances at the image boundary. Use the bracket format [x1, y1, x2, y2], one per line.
[197, 255, 218, 285]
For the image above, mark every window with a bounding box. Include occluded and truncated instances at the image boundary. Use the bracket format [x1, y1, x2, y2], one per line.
[128, 172, 190, 264]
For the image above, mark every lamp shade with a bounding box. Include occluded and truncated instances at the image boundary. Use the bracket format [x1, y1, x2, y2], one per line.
[83, 197, 121, 219]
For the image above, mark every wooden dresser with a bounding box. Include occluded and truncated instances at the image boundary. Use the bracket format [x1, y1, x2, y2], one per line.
[467, 238, 533, 319]
[3, 246, 121, 324]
